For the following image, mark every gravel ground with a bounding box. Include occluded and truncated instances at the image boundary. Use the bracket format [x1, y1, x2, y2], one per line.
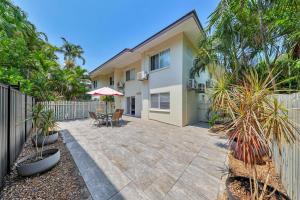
[0, 133, 91, 200]
[228, 153, 288, 199]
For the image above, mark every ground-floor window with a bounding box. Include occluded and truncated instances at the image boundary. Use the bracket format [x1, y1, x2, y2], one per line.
[150, 92, 170, 109]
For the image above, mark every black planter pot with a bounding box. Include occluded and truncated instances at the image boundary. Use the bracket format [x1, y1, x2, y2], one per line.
[16, 148, 60, 177]
[226, 176, 290, 200]
[31, 131, 58, 147]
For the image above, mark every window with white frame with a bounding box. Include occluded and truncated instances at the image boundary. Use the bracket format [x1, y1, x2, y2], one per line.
[150, 49, 170, 71]
[93, 80, 98, 88]
[150, 92, 170, 109]
[126, 69, 135, 81]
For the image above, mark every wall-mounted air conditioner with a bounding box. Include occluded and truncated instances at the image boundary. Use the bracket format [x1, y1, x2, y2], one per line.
[188, 79, 197, 90]
[206, 80, 213, 88]
[196, 83, 206, 93]
[117, 81, 125, 88]
[137, 71, 149, 81]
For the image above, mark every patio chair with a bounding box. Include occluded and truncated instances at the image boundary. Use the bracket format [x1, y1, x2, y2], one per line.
[89, 112, 103, 126]
[117, 109, 124, 125]
[108, 111, 120, 128]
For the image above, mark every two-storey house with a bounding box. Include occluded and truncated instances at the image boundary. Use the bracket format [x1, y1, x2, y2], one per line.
[89, 10, 210, 126]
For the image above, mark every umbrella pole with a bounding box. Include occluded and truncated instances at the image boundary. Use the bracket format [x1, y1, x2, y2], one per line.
[106, 96, 108, 126]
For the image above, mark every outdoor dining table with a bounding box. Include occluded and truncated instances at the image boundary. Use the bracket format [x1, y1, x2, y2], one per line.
[87, 87, 123, 127]
[97, 112, 113, 127]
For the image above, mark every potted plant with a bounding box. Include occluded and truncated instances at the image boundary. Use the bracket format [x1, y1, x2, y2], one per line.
[211, 70, 297, 199]
[16, 104, 61, 177]
[31, 107, 59, 147]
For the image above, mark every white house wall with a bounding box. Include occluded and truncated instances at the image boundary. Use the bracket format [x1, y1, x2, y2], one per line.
[90, 34, 209, 126]
[91, 75, 110, 100]
[121, 62, 142, 117]
[143, 34, 184, 126]
[182, 34, 210, 125]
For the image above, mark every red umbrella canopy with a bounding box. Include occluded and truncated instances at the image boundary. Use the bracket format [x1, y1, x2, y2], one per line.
[87, 87, 123, 96]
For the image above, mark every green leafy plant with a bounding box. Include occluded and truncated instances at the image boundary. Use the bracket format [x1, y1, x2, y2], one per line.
[208, 112, 220, 127]
[192, 0, 300, 90]
[101, 95, 114, 102]
[190, 0, 299, 198]
[0, 0, 90, 101]
[101, 96, 115, 112]
[30, 104, 58, 158]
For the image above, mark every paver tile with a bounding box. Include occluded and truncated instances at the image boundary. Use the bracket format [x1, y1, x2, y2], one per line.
[60, 117, 227, 200]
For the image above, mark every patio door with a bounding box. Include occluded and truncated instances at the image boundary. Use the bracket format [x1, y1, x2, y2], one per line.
[131, 97, 135, 115]
[126, 96, 135, 115]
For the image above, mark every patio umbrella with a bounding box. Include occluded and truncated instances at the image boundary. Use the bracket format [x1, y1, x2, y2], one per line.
[87, 87, 124, 125]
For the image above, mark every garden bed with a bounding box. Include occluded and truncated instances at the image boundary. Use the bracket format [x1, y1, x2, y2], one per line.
[227, 153, 288, 200]
[0, 133, 91, 200]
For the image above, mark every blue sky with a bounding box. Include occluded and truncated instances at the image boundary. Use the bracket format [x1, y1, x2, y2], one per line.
[13, 0, 219, 72]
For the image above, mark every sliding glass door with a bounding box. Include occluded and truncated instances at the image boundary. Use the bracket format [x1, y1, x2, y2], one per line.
[126, 96, 135, 115]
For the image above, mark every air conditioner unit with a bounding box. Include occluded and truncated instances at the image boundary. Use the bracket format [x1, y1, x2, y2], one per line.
[196, 83, 206, 93]
[137, 71, 149, 81]
[206, 80, 213, 88]
[188, 79, 197, 89]
[117, 81, 125, 88]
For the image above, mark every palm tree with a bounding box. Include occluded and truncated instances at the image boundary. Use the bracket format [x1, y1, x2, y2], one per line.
[192, 1, 300, 198]
[59, 37, 85, 68]
[192, 0, 299, 87]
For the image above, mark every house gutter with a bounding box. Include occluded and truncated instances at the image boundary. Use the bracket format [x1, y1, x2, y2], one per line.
[89, 10, 205, 76]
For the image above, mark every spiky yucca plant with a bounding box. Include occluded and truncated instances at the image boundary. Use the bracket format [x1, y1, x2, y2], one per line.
[211, 70, 298, 199]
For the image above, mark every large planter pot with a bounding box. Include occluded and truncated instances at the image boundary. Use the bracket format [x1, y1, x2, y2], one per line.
[226, 176, 289, 200]
[31, 131, 58, 147]
[16, 148, 60, 177]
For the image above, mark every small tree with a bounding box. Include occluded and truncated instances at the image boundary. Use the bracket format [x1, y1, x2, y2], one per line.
[211, 69, 298, 199]
[30, 104, 58, 158]
[101, 96, 114, 113]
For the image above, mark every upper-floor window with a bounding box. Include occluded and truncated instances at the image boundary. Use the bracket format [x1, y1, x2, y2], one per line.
[109, 76, 114, 86]
[92, 80, 98, 88]
[150, 92, 170, 109]
[126, 69, 135, 81]
[150, 49, 170, 71]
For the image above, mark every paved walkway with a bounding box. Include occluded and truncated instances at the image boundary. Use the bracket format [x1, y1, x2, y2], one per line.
[59, 117, 228, 200]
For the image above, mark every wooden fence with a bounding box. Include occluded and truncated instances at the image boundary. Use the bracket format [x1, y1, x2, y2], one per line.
[0, 83, 34, 188]
[273, 93, 300, 200]
[40, 101, 114, 121]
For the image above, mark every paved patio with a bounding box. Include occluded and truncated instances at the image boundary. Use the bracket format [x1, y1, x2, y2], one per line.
[59, 116, 228, 200]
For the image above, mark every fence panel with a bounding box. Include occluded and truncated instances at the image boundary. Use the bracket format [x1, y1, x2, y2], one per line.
[26, 96, 33, 138]
[0, 84, 8, 188]
[274, 93, 300, 200]
[9, 89, 26, 169]
[0, 84, 34, 189]
[41, 101, 112, 121]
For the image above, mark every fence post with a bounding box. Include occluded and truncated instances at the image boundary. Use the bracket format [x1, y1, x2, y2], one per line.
[24, 94, 27, 141]
[6, 86, 11, 173]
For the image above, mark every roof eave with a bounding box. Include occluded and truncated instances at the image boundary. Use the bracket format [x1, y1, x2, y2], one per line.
[90, 10, 204, 76]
